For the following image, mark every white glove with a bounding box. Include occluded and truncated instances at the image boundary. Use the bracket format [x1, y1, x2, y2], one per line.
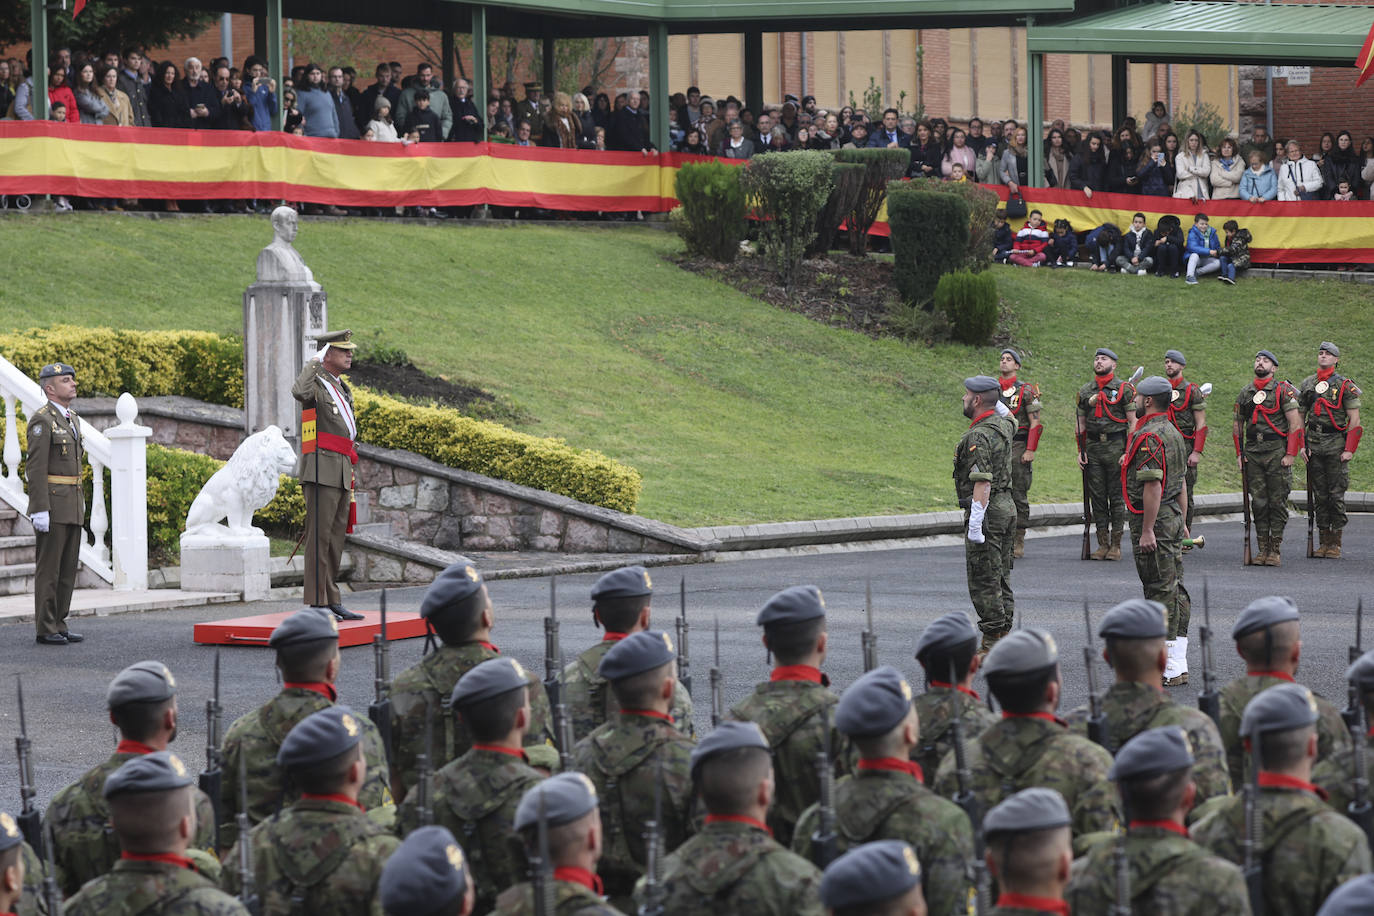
[966, 501, 986, 544]
[30, 510, 49, 533]
[312, 343, 331, 362]
[994, 400, 1012, 417]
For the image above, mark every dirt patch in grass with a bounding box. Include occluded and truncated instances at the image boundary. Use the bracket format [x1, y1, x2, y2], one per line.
[347, 359, 513, 417]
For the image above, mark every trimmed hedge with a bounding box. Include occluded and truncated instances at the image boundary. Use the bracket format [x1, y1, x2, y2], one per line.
[934, 270, 1000, 345]
[675, 161, 748, 262]
[740, 151, 834, 297]
[886, 187, 970, 307]
[904, 178, 1000, 273]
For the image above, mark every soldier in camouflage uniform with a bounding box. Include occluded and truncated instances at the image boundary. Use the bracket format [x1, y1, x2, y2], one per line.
[637, 721, 824, 916]
[1066, 726, 1249, 915]
[729, 585, 846, 848]
[792, 666, 973, 916]
[1313, 649, 1374, 816]
[983, 788, 1074, 916]
[219, 608, 392, 851]
[1219, 596, 1350, 786]
[1299, 341, 1363, 559]
[997, 349, 1044, 559]
[394, 657, 544, 913]
[45, 661, 219, 895]
[65, 753, 248, 916]
[1163, 349, 1209, 533]
[16, 837, 41, 916]
[389, 561, 555, 801]
[223, 706, 400, 915]
[1076, 347, 1138, 562]
[955, 375, 1017, 652]
[379, 826, 475, 916]
[1064, 599, 1230, 804]
[912, 612, 997, 785]
[1234, 349, 1303, 566]
[494, 773, 621, 916]
[563, 566, 693, 740]
[933, 628, 1120, 855]
[571, 631, 695, 910]
[818, 840, 927, 916]
[1192, 683, 1372, 913]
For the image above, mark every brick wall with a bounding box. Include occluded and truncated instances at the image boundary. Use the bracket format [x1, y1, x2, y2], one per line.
[1272, 67, 1374, 148]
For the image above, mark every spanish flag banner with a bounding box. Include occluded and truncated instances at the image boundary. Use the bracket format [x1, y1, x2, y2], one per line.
[1357, 15, 1374, 86]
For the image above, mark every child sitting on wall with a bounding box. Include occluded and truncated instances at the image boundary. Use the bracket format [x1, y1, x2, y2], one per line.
[1046, 218, 1077, 267]
[1219, 219, 1251, 285]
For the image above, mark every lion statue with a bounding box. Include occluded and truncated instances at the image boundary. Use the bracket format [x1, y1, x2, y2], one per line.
[184, 425, 297, 537]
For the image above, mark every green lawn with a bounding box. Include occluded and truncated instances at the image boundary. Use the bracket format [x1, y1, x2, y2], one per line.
[2, 213, 1370, 526]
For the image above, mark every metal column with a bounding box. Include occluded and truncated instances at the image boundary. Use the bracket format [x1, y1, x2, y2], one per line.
[744, 30, 764, 115]
[266, 0, 283, 131]
[472, 5, 488, 140]
[648, 21, 669, 153]
[1111, 55, 1128, 131]
[29, 0, 48, 121]
[1027, 50, 1045, 187]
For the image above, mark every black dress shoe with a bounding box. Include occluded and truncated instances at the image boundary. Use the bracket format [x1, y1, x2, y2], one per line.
[36, 633, 68, 645]
[61, 631, 84, 643]
[329, 604, 364, 621]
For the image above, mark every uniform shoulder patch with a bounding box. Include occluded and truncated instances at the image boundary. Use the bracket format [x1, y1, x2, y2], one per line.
[29, 422, 41, 437]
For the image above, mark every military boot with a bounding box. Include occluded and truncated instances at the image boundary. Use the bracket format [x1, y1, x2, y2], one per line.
[978, 627, 1004, 656]
[1313, 529, 1329, 559]
[1252, 536, 1269, 565]
[1013, 530, 1026, 559]
[1090, 531, 1111, 561]
[1105, 531, 1123, 561]
[1328, 529, 1343, 559]
[1265, 535, 1283, 567]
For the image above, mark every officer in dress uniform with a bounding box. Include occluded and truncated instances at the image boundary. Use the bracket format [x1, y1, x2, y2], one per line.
[1299, 341, 1363, 559]
[515, 82, 542, 140]
[996, 349, 1043, 559]
[27, 362, 85, 645]
[1163, 349, 1208, 533]
[819, 840, 926, 916]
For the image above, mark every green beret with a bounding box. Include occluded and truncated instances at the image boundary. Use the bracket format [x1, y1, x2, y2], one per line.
[915, 612, 979, 661]
[269, 607, 339, 647]
[836, 666, 914, 738]
[449, 657, 529, 709]
[756, 585, 826, 626]
[1109, 726, 1194, 781]
[420, 560, 485, 620]
[1240, 683, 1319, 739]
[591, 565, 653, 601]
[379, 826, 469, 916]
[690, 720, 769, 781]
[1099, 598, 1167, 641]
[982, 627, 1059, 678]
[103, 751, 194, 799]
[984, 787, 1071, 837]
[513, 772, 598, 831]
[597, 630, 675, 682]
[1135, 375, 1171, 398]
[963, 375, 1000, 394]
[820, 840, 922, 909]
[277, 706, 364, 770]
[107, 660, 177, 708]
[1231, 595, 1300, 640]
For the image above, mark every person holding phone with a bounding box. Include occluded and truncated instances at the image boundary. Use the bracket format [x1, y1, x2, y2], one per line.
[243, 55, 276, 131]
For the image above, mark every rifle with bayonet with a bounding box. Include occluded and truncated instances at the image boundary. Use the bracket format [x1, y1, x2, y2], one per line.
[1237, 402, 1254, 566]
[532, 790, 555, 916]
[1348, 686, 1374, 849]
[676, 577, 692, 698]
[545, 576, 575, 768]
[1345, 599, 1364, 730]
[200, 650, 224, 838]
[13, 676, 43, 854]
[710, 615, 723, 728]
[809, 703, 838, 868]
[1083, 601, 1108, 750]
[638, 753, 666, 916]
[1243, 732, 1264, 916]
[415, 698, 434, 828]
[237, 751, 261, 915]
[1307, 457, 1316, 557]
[861, 578, 878, 673]
[949, 660, 989, 915]
[368, 589, 394, 769]
[1198, 580, 1221, 728]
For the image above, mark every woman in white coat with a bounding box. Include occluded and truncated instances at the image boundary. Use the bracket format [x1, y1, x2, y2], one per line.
[1173, 129, 1212, 200]
[1275, 139, 1324, 201]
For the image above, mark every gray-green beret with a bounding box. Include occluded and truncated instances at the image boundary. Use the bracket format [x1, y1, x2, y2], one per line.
[1135, 375, 1171, 398]
[984, 787, 1071, 837]
[1240, 683, 1319, 738]
[1348, 649, 1374, 691]
[1110, 726, 1194, 781]
[1096, 347, 1118, 361]
[450, 657, 529, 709]
[819, 840, 922, 909]
[269, 607, 339, 647]
[38, 362, 76, 381]
[1099, 598, 1167, 641]
[103, 750, 194, 799]
[964, 375, 1001, 394]
[756, 585, 826, 626]
[690, 720, 769, 781]
[1000, 348, 1022, 366]
[1164, 349, 1186, 366]
[0, 810, 23, 852]
[277, 706, 364, 770]
[513, 772, 599, 831]
[983, 627, 1059, 678]
[1317, 874, 1374, 916]
[1320, 341, 1340, 358]
[420, 560, 485, 620]
[379, 825, 469, 916]
[591, 565, 653, 601]
[915, 612, 979, 661]
[1256, 349, 1279, 367]
[836, 666, 914, 738]
[598, 630, 675, 682]
[1231, 595, 1300, 640]
[106, 660, 177, 708]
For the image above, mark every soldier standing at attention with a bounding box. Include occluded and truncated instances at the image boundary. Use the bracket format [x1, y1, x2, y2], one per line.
[0, 813, 23, 916]
[46, 662, 219, 894]
[394, 658, 544, 912]
[643, 721, 824, 916]
[572, 631, 695, 910]
[27, 362, 85, 646]
[379, 826, 475, 916]
[1314, 649, 1374, 814]
[389, 561, 555, 800]
[933, 629, 1119, 854]
[792, 666, 973, 916]
[955, 375, 1017, 653]
[1234, 348, 1302, 566]
[997, 349, 1043, 559]
[562, 566, 693, 740]
[223, 706, 400, 914]
[983, 788, 1074, 916]
[64, 753, 248, 916]
[292, 328, 363, 621]
[1192, 683, 1372, 912]
[818, 840, 927, 916]
[1163, 349, 1208, 533]
[1076, 348, 1137, 561]
[911, 612, 997, 785]
[1065, 726, 1249, 915]
[729, 585, 844, 847]
[1300, 341, 1362, 558]
[1122, 376, 1193, 685]
[219, 608, 392, 850]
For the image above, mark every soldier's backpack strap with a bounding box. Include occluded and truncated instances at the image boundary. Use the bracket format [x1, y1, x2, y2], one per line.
[599, 732, 671, 871]
[984, 729, 1056, 798]
[836, 785, 910, 849]
[129, 884, 205, 916]
[1126, 847, 1194, 901]
[270, 814, 381, 914]
[764, 692, 836, 748]
[452, 773, 532, 893]
[1259, 803, 1327, 858]
[421, 660, 460, 764]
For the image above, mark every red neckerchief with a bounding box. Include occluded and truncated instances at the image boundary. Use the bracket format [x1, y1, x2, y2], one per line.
[1253, 377, 1271, 392]
[1250, 671, 1295, 682]
[1258, 771, 1328, 800]
[1317, 367, 1335, 383]
[116, 740, 158, 756]
[993, 893, 1069, 915]
[1133, 410, 1168, 431]
[857, 757, 925, 781]
[283, 682, 338, 702]
[620, 709, 674, 723]
[930, 680, 981, 700]
[705, 814, 772, 836]
[1130, 819, 1188, 838]
[1170, 375, 1186, 389]
[1095, 371, 1116, 390]
[771, 665, 824, 684]
[968, 409, 996, 428]
[1000, 374, 1018, 392]
[553, 866, 605, 896]
[1002, 711, 1067, 727]
[473, 743, 528, 760]
[601, 631, 630, 642]
[301, 792, 364, 810]
[478, 641, 500, 653]
[120, 852, 197, 872]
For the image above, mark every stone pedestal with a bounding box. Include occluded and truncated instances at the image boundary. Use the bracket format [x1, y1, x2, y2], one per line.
[243, 281, 327, 451]
[180, 533, 271, 600]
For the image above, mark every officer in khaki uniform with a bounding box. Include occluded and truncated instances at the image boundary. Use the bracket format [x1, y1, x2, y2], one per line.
[27, 362, 85, 645]
[292, 329, 363, 620]
[1076, 348, 1138, 561]
[1233, 349, 1302, 566]
[1299, 341, 1363, 559]
[996, 349, 1043, 559]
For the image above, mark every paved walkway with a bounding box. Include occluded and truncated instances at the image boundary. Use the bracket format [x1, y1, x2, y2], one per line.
[0, 588, 238, 622]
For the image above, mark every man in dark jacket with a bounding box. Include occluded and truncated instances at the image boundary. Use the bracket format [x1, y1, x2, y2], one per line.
[328, 67, 360, 140]
[449, 78, 483, 142]
[117, 47, 150, 127]
[355, 63, 399, 134]
[1115, 212, 1156, 274]
[867, 108, 909, 149]
[608, 88, 652, 152]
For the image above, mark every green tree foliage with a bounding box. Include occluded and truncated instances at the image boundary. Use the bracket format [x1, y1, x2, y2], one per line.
[886, 187, 969, 307]
[1172, 101, 1228, 150]
[675, 161, 747, 262]
[934, 270, 999, 345]
[5, 2, 215, 61]
[904, 178, 1000, 273]
[834, 148, 909, 256]
[741, 151, 834, 298]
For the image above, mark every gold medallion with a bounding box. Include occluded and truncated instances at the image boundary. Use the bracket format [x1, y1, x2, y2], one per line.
[1253, 391, 1266, 405]
[1315, 380, 1330, 395]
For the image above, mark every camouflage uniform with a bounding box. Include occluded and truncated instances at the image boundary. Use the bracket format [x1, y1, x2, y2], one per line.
[911, 685, 998, 786]
[933, 715, 1120, 854]
[493, 877, 621, 916]
[222, 797, 399, 916]
[394, 746, 544, 913]
[563, 639, 694, 740]
[1066, 826, 1249, 915]
[1311, 731, 1373, 814]
[1191, 777, 1372, 914]
[791, 765, 974, 916]
[219, 687, 393, 849]
[44, 747, 219, 896]
[954, 410, 1017, 636]
[571, 712, 695, 907]
[389, 643, 554, 795]
[64, 859, 248, 916]
[1218, 674, 1350, 786]
[997, 378, 1042, 534]
[1299, 368, 1362, 547]
[18, 840, 43, 916]
[1165, 375, 1207, 530]
[638, 819, 824, 916]
[1121, 412, 1192, 639]
[1077, 373, 1138, 554]
[1234, 377, 1301, 550]
[1064, 682, 1230, 803]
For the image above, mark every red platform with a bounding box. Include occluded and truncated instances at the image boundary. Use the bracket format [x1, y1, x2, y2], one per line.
[193, 610, 428, 647]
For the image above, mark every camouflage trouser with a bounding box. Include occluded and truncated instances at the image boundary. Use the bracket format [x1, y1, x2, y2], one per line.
[1129, 503, 1191, 639]
[1307, 436, 1350, 531]
[965, 491, 1015, 634]
[1244, 443, 1291, 540]
[1084, 435, 1127, 537]
[1185, 464, 1198, 531]
[1011, 440, 1033, 530]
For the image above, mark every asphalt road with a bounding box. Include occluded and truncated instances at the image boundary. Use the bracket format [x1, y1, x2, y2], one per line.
[2, 513, 1370, 810]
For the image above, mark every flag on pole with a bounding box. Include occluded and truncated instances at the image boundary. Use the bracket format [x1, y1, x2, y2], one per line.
[1357, 16, 1374, 85]
[73, 0, 86, 18]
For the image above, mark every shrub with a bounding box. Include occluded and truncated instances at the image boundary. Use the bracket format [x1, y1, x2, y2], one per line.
[674, 161, 748, 262]
[886, 187, 970, 308]
[934, 270, 1000, 345]
[1172, 102, 1228, 150]
[808, 161, 866, 257]
[834, 148, 910, 256]
[904, 178, 1000, 273]
[740, 151, 835, 297]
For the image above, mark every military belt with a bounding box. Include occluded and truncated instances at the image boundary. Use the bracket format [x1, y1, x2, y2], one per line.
[1013, 431, 1029, 442]
[1246, 430, 1282, 443]
[1087, 431, 1125, 443]
[47, 475, 80, 485]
